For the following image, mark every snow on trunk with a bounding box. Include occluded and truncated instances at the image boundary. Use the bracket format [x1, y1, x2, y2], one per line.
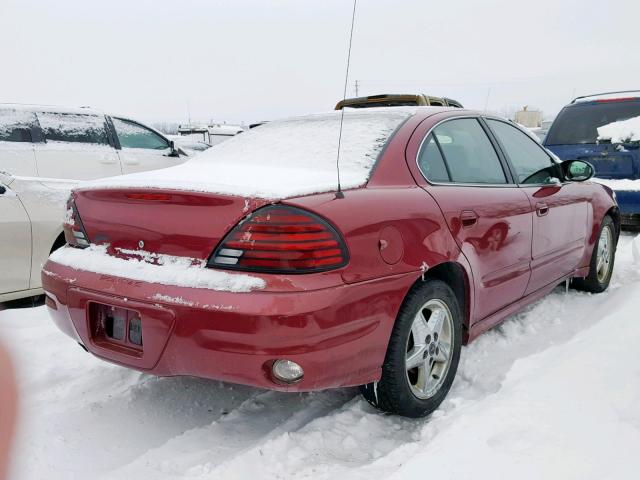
[48, 245, 265, 292]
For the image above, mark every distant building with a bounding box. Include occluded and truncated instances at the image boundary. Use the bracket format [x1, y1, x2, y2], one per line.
[515, 106, 542, 128]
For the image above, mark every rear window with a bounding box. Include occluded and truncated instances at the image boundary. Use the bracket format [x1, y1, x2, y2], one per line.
[195, 110, 410, 178]
[82, 109, 414, 199]
[37, 112, 109, 145]
[546, 101, 640, 145]
[0, 108, 36, 143]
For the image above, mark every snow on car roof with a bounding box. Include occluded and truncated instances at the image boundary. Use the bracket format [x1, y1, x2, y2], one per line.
[0, 103, 105, 116]
[79, 107, 420, 199]
[597, 115, 640, 143]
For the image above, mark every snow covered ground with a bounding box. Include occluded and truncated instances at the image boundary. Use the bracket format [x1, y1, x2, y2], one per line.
[1, 233, 640, 480]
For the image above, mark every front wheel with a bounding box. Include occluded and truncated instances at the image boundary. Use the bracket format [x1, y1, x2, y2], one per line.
[360, 279, 462, 418]
[573, 215, 616, 293]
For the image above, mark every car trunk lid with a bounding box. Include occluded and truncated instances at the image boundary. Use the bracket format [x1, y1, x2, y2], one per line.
[73, 188, 269, 260]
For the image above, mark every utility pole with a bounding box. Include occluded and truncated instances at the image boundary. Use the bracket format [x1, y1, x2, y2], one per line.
[483, 87, 492, 113]
[354, 79, 360, 97]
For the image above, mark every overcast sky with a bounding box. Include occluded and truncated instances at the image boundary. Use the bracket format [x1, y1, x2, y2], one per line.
[1, 0, 639, 125]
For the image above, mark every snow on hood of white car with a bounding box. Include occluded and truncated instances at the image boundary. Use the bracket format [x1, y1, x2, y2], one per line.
[77, 108, 417, 200]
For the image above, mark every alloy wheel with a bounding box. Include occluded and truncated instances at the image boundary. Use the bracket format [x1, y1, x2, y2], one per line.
[405, 299, 454, 399]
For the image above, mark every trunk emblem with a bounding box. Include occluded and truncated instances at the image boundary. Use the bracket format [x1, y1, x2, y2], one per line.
[138, 240, 145, 249]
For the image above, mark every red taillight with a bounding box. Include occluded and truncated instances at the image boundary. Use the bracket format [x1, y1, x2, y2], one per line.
[208, 205, 348, 273]
[63, 195, 90, 248]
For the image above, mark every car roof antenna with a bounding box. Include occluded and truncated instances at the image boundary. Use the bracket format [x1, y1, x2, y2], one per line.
[335, 0, 357, 200]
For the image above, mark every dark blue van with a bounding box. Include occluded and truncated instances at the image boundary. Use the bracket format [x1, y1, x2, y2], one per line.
[544, 91, 640, 227]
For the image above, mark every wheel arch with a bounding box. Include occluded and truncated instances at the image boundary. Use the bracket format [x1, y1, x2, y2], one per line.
[404, 261, 472, 344]
[605, 205, 621, 241]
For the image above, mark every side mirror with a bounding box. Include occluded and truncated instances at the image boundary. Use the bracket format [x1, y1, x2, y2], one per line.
[168, 140, 181, 157]
[562, 160, 594, 182]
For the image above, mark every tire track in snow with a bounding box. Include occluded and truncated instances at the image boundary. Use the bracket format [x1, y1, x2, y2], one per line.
[100, 388, 354, 479]
[16, 374, 260, 479]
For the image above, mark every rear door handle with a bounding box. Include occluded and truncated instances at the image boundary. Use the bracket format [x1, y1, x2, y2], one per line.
[460, 210, 479, 228]
[536, 202, 549, 216]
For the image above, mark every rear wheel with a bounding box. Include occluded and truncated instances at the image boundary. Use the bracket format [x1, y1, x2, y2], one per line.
[573, 216, 616, 293]
[360, 279, 462, 418]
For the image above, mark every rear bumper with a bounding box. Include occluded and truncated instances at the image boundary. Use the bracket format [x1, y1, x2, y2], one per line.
[615, 191, 640, 227]
[42, 260, 414, 391]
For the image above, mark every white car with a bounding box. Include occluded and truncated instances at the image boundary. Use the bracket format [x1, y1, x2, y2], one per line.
[0, 172, 73, 302]
[0, 104, 189, 302]
[0, 104, 187, 180]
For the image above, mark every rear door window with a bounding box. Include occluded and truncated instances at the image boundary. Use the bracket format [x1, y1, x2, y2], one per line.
[428, 118, 507, 184]
[0, 109, 36, 142]
[486, 119, 557, 184]
[113, 118, 169, 150]
[37, 112, 109, 145]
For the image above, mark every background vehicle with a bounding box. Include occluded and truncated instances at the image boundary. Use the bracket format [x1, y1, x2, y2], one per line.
[544, 91, 640, 227]
[335, 93, 463, 110]
[0, 104, 186, 181]
[0, 105, 189, 302]
[43, 107, 618, 417]
[0, 172, 72, 302]
[166, 135, 212, 156]
[177, 123, 245, 146]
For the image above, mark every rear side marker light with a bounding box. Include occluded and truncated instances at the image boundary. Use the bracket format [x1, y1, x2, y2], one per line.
[208, 205, 349, 274]
[45, 294, 57, 310]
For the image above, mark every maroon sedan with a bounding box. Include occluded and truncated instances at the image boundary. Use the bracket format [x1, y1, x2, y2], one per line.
[43, 107, 619, 417]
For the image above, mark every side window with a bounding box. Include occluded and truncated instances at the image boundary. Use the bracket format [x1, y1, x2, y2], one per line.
[486, 119, 557, 184]
[417, 134, 450, 182]
[113, 118, 169, 150]
[37, 112, 109, 145]
[431, 118, 507, 184]
[0, 109, 36, 143]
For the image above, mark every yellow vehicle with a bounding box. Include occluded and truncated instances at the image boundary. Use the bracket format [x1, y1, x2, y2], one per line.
[335, 93, 463, 110]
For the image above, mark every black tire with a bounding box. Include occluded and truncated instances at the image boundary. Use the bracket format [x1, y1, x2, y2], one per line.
[360, 279, 462, 418]
[573, 215, 616, 293]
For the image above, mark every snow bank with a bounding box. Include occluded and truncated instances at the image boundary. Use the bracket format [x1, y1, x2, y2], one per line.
[79, 109, 415, 199]
[597, 115, 640, 143]
[48, 245, 265, 292]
